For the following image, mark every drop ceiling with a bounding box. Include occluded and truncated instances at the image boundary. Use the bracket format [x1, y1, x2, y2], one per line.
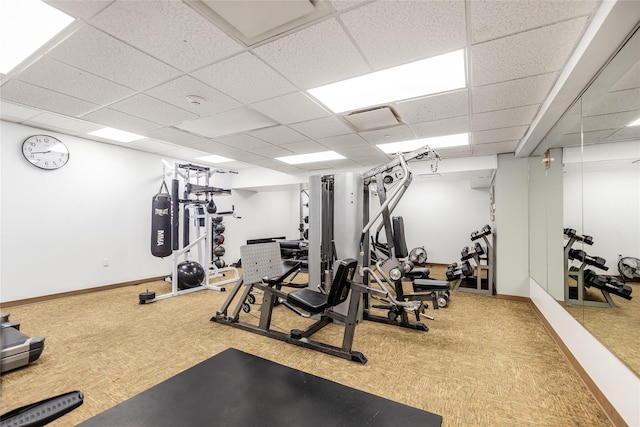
[0, 0, 632, 175]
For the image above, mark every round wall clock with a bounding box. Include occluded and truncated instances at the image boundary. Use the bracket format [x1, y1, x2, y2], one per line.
[22, 135, 70, 170]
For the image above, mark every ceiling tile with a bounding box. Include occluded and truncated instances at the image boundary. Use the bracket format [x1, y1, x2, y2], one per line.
[143, 127, 211, 148]
[144, 76, 240, 116]
[331, 1, 368, 12]
[611, 61, 640, 92]
[0, 101, 42, 121]
[252, 145, 295, 158]
[109, 94, 197, 126]
[337, 145, 386, 159]
[127, 138, 181, 154]
[471, 105, 539, 131]
[90, 0, 243, 72]
[359, 125, 416, 144]
[395, 90, 469, 124]
[471, 18, 588, 86]
[582, 110, 640, 133]
[45, 0, 112, 20]
[190, 141, 244, 156]
[80, 108, 162, 133]
[279, 140, 328, 154]
[249, 158, 294, 169]
[163, 146, 210, 161]
[318, 133, 369, 150]
[340, 0, 467, 69]
[472, 73, 558, 113]
[434, 145, 472, 158]
[254, 18, 370, 89]
[324, 158, 362, 169]
[606, 126, 640, 142]
[1, 80, 98, 117]
[409, 115, 470, 139]
[583, 88, 640, 117]
[25, 113, 101, 134]
[17, 57, 134, 105]
[473, 126, 528, 144]
[250, 92, 330, 124]
[47, 26, 180, 91]
[290, 116, 353, 139]
[225, 151, 267, 162]
[471, 140, 519, 155]
[470, 0, 598, 43]
[214, 134, 272, 151]
[291, 162, 334, 172]
[175, 108, 277, 138]
[192, 52, 297, 104]
[249, 125, 308, 145]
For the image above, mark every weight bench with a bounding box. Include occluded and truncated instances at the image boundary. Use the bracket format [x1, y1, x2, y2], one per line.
[1, 313, 45, 373]
[212, 242, 367, 363]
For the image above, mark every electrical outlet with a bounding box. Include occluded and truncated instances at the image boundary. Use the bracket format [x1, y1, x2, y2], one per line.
[103, 258, 109, 267]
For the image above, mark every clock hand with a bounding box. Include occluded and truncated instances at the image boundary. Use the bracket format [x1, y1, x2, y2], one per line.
[30, 150, 51, 154]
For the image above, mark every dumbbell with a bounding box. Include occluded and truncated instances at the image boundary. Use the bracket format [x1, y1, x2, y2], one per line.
[563, 228, 593, 245]
[568, 249, 607, 270]
[461, 242, 485, 261]
[470, 224, 492, 241]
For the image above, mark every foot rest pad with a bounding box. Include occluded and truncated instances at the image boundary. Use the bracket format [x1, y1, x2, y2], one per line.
[413, 279, 450, 292]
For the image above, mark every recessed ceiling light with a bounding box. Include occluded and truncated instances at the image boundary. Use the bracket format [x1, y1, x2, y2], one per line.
[627, 116, 640, 127]
[88, 127, 145, 143]
[0, 0, 74, 74]
[276, 151, 345, 164]
[377, 133, 469, 154]
[196, 154, 233, 164]
[307, 49, 466, 114]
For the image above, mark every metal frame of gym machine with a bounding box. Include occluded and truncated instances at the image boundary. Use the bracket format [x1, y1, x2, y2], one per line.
[141, 161, 239, 304]
[451, 226, 495, 296]
[211, 146, 443, 363]
[358, 146, 450, 330]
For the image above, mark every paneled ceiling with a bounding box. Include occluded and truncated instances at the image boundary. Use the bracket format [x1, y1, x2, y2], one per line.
[0, 0, 605, 173]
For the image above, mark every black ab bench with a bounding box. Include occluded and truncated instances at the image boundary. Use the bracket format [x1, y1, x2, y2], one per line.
[79, 348, 442, 427]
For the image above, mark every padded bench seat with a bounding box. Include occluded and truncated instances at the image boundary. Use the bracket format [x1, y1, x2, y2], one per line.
[287, 289, 329, 314]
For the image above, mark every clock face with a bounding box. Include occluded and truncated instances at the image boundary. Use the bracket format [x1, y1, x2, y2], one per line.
[22, 135, 70, 170]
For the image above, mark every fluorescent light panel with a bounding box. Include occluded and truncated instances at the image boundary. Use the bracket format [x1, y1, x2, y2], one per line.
[377, 133, 469, 154]
[307, 49, 466, 114]
[196, 154, 233, 163]
[0, 0, 74, 74]
[627, 116, 640, 127]
[276, 151, 345, 164]
[88, 127, 145, 143]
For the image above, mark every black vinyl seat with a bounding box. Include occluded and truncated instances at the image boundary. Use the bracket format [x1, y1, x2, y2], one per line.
[287, 259, 357, 315]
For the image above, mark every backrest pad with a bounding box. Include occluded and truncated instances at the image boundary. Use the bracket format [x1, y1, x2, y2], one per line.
[326, 258, 358, 307]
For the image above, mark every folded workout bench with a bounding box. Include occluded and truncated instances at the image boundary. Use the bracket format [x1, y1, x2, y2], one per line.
[1, 313, 45, 373]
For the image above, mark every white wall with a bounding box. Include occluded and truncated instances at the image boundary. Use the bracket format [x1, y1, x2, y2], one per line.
[1, 121, 173, 302]
[222, 188, 301, 265]
[564, 161, 640, 271]
[494, 154, 530, 296]
[530, 279, 640, 426]
[387, 177, 491, 264]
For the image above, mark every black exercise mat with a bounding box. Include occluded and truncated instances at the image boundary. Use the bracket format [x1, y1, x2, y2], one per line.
[79, 348, 442, 426]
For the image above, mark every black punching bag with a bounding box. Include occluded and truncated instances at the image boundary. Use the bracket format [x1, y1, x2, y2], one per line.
[151, 181, 172, 257]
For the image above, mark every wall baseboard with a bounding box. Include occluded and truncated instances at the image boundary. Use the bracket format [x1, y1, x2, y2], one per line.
[529, 300, 626, 427]
[0, 276, 166, 308]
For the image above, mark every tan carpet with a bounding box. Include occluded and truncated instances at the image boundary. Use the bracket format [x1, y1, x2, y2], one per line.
[0, 271, 611, 426]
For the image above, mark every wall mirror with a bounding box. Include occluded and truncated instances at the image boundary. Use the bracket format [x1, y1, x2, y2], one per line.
[530, 26, 640, 376]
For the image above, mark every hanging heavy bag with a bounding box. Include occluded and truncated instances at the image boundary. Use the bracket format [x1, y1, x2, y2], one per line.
[151, 181, 172, 257]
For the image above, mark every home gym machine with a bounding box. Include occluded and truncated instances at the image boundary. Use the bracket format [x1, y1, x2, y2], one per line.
[141, 161, 240, 304]
[359, 147, 451, 329]
[448, 225, 495, 295]
[211, 146, 448, 363]
[563, 228, 632, 308]
[1, 313, 45, 373]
